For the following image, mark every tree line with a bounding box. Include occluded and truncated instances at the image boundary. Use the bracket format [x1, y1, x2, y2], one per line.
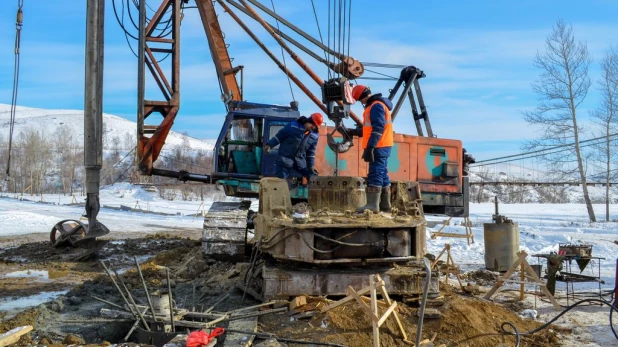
[0, 125, 214, 196]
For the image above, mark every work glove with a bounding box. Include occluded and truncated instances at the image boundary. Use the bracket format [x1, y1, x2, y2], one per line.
[343, 126, 363, 137]
[312, 167, 319, 175]
[362, 147, 375, 163]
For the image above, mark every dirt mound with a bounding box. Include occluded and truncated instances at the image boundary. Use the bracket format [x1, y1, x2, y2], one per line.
[260, 291, 560, 347]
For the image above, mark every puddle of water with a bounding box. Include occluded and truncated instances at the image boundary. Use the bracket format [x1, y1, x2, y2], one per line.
[4, 269, 69, 280]
[5, 269, 48, 278]
[0, 291, 68, 311]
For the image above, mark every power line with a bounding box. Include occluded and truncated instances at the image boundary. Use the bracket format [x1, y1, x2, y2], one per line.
[270, 0, 295, 101]
[472, 133, 618, 165]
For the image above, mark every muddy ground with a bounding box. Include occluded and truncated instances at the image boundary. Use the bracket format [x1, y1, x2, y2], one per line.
[1, 232, 570, 347]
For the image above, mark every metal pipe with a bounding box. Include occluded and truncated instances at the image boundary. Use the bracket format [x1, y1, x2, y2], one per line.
[242, 0, 344, 59]
[124, 308, 148, 341]
[134, 256, 158, 323]
[92, 295, 127, 311]
[216, 0, 328, 116]
[407, 89, 424, 136]
[166, 268, 176, 332]
[226, 0, 331, 66]
[391, 74, 417, 121]
[416, 257, 431, 347]
[100, 261, 136, 316]
[239, 0, 323, 84]
[84, 0, 105, 234]
[112, 267, 151, 331]
[413, 79, 433, 137]
[137, 0, 145, 139]
[238, 0, 363, 126]
[204, 293, 230, 313]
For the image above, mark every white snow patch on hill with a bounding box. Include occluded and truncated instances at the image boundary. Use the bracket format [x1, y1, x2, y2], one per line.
[0, 104, 215, 151]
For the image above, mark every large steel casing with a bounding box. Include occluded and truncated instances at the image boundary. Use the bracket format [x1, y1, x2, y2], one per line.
[483, 222, 520, 272]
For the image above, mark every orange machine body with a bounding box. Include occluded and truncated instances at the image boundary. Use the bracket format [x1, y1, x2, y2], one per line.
[314, 126, 465, 215]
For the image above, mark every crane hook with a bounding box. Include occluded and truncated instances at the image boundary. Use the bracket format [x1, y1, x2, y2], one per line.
[326, 121, 353, 153]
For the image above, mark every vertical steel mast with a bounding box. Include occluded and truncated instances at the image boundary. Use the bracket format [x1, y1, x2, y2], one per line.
[83, 0, 109, 240]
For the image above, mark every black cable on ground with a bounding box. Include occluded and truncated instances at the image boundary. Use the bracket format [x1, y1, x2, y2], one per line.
[455, 298, 618, 346]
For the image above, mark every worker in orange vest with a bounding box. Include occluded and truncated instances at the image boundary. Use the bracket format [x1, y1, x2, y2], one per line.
[351, 85, 394, 213]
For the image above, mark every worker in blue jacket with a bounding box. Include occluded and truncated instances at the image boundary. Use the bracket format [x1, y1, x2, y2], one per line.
[264, 113, 324, 179]
[351, 85, 394, 213]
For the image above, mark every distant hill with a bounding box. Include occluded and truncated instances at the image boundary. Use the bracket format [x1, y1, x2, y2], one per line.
[0, 104, 216, 193]
[0, 104, 215, 152]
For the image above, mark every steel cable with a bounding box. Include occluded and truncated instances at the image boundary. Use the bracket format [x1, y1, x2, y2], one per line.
[6, 0, 24, 178]
[269, 0, 295, 101]
[454, 298, 618, 346]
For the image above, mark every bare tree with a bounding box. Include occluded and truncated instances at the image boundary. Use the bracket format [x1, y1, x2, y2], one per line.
[590, 46, 618, 221]
[19, 129, 53, 195]
[523, 19, 596, 221]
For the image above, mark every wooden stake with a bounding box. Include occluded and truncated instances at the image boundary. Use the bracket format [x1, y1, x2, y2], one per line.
[431, 217, 474, 245]
[430, 244, 464, 290]
[0, 326, 32, 347]
[484, 251, 561, 311]
[520, 260, 525, 301]
[370, 275, 380, 347]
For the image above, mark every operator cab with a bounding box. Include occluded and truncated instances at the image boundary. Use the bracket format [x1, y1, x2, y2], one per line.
[212, 101, 308, 199]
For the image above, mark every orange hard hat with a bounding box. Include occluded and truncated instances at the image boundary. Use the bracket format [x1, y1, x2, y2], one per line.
[310, 113, 324, 126]
[352, 84, 369, 101]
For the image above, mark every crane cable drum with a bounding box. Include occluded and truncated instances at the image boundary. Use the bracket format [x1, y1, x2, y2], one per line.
[6, 0, 24, 179]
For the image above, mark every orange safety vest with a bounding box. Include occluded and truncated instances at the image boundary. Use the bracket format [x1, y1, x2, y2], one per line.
[362, 100, 394, 149]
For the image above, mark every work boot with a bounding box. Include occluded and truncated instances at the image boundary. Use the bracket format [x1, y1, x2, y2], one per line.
[380, 186, 392, 212]
[356, 186, 382, 213]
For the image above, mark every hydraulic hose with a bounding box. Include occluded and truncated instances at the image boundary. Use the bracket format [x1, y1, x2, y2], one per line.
[455, 298, 618, 346]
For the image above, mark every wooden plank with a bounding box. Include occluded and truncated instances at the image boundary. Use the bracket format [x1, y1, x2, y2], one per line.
[430, 246, 447, 269]
[358, 295, 390, 308]
[320, 286, 371, 313]
[0, 326, 33, 347]
[520, 261, 525, 301]
[289, 296, 307, 311]
[523, 260, 561, 311]
[350, 288, 379, 321]
[376, 278, 408, 342]
[431, 232, 474, 239]
[377, 302, 397, 327]
[370, 275, 380, 347]
[484, 252, 525, 300]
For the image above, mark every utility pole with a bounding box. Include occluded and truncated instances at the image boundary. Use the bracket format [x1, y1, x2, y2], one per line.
[83, 0, 109, 239]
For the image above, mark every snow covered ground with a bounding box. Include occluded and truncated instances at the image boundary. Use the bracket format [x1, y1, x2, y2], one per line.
[1, 183, 617, 345]
[427, 203, 618, 290]
[2, 183, 615, 291]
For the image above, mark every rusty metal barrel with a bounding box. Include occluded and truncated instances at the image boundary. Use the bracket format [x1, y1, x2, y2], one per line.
[483, 222, 519, 272]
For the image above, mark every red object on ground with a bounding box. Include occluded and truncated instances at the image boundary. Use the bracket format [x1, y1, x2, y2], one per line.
[186, 328, 225, 347]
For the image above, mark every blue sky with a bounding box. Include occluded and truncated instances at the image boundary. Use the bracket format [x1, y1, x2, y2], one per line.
[1, 0, 618, 160]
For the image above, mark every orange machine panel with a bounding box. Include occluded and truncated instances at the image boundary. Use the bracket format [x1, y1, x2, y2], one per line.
[314, 127, 462, 194]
